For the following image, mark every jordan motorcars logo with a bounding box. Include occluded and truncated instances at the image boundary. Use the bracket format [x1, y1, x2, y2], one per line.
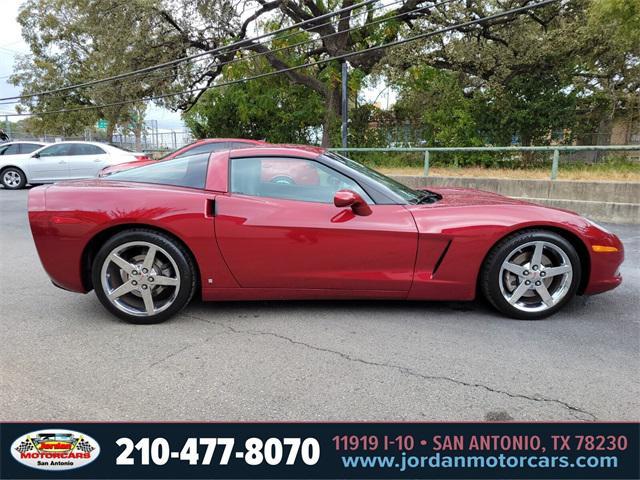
[11, 429, 100, 470]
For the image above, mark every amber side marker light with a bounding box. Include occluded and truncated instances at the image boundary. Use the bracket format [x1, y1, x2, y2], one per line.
[592, 245, 619, 253]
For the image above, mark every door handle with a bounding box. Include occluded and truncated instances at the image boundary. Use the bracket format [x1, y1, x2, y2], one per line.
[58, 160, 66, 164]
[93, 158, 101, 162]
[206, 199, 216, 217]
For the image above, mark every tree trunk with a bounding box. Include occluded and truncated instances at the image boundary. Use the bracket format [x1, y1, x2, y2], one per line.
[321, 84, 342, 147]
[520, 131, 534, 164]
[134, 123, 143, 151]
[106, 123, 115, 143]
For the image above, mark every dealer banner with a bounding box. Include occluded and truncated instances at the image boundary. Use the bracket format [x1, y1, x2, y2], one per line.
[1, 422, 638, 479]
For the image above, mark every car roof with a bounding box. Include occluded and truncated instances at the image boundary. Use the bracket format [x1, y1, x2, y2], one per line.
[46, 141, 104, 145]
[229, 145, 327, 159]
[194, 138, 266, 145]
[40, 141, 131, 152]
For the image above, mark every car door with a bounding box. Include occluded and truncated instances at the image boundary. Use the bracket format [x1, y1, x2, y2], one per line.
[27, 144, 73, 181]
[67, 143, 109, 178]
[214, 156, 418, 292]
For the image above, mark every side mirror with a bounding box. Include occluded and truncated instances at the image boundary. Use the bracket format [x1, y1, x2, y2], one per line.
[32, 152, 40, 158]
[333, 189, 372, 216]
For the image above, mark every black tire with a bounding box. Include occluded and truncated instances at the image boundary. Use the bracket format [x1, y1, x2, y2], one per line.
[92, 229, 197, 324]
[1, 167, 27, 189]
[480, 230, 581, 320]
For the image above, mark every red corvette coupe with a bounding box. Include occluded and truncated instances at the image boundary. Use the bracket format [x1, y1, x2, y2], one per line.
[28, 146, 624, 324]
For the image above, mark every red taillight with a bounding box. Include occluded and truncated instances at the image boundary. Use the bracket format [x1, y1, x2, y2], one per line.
[135, 155, 150, 161]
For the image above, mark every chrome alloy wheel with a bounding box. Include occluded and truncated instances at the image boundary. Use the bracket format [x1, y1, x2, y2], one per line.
[3, 170, 21, 188]
[498, 241, 573, 313]
[100, 241, 181, 317]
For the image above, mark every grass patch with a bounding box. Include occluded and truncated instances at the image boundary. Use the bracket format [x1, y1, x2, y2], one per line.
[378, 166, 640, 181]
[345, 153, 640, 182]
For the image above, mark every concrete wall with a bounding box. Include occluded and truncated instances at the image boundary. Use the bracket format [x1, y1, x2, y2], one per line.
[391, 175, 640, 224]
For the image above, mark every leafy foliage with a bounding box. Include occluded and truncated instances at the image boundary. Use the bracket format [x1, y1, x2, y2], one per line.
[394, 67, 485, 147]
[184, 71, 324, 143]
[8, 0, 638, 158]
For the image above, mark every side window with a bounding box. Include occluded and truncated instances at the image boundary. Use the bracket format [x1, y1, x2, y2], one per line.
[106, 153, 209, 189]
[230, 157, 372, 204]
[19, 143, 43, 154]
[38, 144, 74, 157]
[0, 145, 7, 155]
[2, 144, 20, 155]
[174, 142, 228, 159]
[71, 144, 106, 155]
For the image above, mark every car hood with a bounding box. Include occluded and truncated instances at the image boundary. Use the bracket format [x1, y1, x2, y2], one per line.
[423, 187, 533, 207]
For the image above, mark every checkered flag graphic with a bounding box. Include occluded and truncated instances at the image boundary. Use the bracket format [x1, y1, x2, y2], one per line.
[75, 438, 94, 453]
[15, 440, 34, 453]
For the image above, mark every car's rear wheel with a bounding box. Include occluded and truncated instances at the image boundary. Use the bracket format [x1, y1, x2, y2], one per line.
[1, 167, 26, 189]
[92, 229, 196, 324]
[481, 230, 581, 320]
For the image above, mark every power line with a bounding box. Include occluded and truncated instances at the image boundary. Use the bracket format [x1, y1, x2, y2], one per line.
[0, 0, 386, 102]
[0, 0, 452, 107]
[5, 0, 557, 117]
[0, 0, 411, 106]
[4, 0, 558, 118]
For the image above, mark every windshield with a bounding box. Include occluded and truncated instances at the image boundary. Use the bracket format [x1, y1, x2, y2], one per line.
[107, 143, 134, 152]
[324, 152, 438, 203]
[157, 142, 200, 160]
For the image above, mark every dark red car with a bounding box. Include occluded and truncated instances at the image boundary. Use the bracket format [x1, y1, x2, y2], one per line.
[29, 146, 624, 324]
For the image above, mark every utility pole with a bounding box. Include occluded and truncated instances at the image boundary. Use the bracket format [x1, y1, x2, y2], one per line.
[341, 60, 348, 149]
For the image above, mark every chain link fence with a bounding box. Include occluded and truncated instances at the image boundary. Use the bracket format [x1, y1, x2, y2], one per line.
[1, 126, 195, 154]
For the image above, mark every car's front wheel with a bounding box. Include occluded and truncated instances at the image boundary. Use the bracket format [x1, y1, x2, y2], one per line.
[481, 230, 581, 320]
[1, 167, 27, 189]
[92, 229, 197, 324]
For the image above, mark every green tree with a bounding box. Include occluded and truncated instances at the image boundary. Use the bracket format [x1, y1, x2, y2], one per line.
[184, 59, 325, 143]
[393, 67, 484, 147]
[11, 0, 185, 139]
[11, 0, 539, 146]
[589, 0, 640, 48]
[386, 0, 637, 146]
[474, 71, 577, 146]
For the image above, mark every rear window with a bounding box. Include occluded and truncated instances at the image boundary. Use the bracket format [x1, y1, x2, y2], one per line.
[0, 144, 20, 155]
[72, 144, 106, 155]
[20, 143, 43, 154]
[106, 153, 209, 189]
[107, 143, 133, 152]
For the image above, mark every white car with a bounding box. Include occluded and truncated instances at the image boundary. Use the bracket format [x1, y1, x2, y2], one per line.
[0, 141, 150, 189]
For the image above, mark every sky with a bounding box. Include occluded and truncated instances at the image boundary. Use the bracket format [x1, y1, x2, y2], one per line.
[0, 1, 393, 132]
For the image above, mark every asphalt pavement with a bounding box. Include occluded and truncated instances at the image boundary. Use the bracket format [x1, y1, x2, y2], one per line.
[1, 188, 638, 421]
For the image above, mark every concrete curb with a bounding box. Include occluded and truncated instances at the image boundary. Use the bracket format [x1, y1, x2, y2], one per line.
[391, 175, 640, 224]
